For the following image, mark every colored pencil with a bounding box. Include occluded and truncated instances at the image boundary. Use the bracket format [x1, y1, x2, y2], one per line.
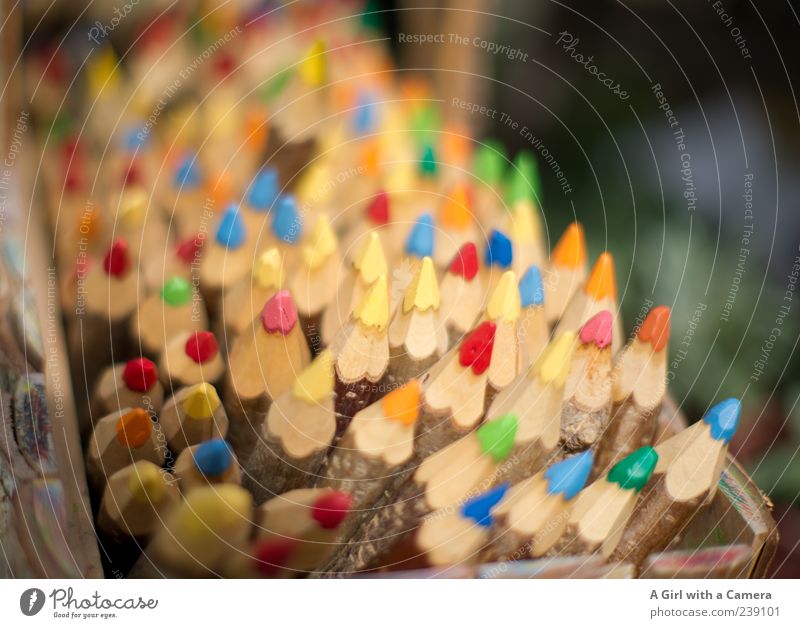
[159, 382, 228, 454]
[233, 488, 352, 578]
[135, 484, 252, 577]
[439, 242, 484, 346]
[130, 275, 207, 358]
[329, 274, 390, 435]
[159, 330, 225, 390]
[516, 265, 549, 369]
[480, 270, 522, 392]
[242, 167, 279, 235]
[166, 153, 207, 239]
[471, 139, 507, 228]
[370, 484, 510, 572]
[555, 252, 624, 353]
[396, 212, 435, 286]
[434, 183, 478, 269]
[505, 200, 545, 277]
[93, 358, 164, 418]
[173, 438, 242, 493]
[386, 256, 448, 387]
[200, 204, 252, 316]
[339, 189, 396, 264]
[321, 231, 387, 346]
[480, 450, 593, 562]
[550, 446, 658, 558]
[96, 461, 180, 541]
[609, 398, 740, 569]
[269, 194, 305, 272]
[560, 310, 614, 451]
[225, 290, 311, 457]
[346, 414, 520, 573]
[288, 214, 342, 350]
[221, 248, 284, 341]
[483, 228, 513, 295]
[85, 407, 165, 488]
[413, 320, 498, 460]
[544, 222, 587, 324]
[244, 350, 337, 503]
[595, 306, 670, 475]
[486, 331, 576, 485]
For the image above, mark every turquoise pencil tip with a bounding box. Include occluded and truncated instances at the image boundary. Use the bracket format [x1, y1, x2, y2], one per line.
[461, 483, 509, 528]
[544, 450, 593, 500]
[193, 439, 233, 476]
[519, 265, 545, 307]
[272, 195, 303, 244]
[485, 229, 513, 269]
[405, 213, 435, 258]
[354, 90, 378, 134]
[703, 398, 741, 444]
[248, 168, 279, 211]
[215, 204, 246, 249]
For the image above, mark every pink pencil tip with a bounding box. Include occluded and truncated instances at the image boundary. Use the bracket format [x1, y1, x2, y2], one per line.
[261, 290, 298, 335]
[579, 310, 613, 348]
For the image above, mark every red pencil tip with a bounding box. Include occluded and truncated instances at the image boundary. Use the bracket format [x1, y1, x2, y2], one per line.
[366, 190, 389, 225]
[123, 160, 142, 187]
[103, 239, 130, 278]
[459, 321, 497, 375]
[253, 539, 297, 576]
[311, 491, 352, 529]
[185, 331, 218, 364]
[448, 242, 479, 280]
[122, 358, 158, 392]
[176, 233, 204, 265]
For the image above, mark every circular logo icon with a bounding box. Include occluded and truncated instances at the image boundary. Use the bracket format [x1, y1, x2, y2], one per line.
[20, 588, 45, 616]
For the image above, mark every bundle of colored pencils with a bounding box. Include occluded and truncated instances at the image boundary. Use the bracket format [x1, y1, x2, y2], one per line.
[35, 3, 743, 578]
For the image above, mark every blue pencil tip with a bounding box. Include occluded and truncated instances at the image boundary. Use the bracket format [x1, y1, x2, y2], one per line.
[519, 265, 545, 307]
[544, 450, 593, 500]
[271, 195, 303, 244]
[485, 229, 513, 269]
[174, 154, 202, 189]
[354, 91, 378, 135]
[123, 125, 146, 151]
[248, 169, 279, 211]
[215, 204, 246, 249]
[461, 483, 509, 528]
[404, 213, 435, 258]
[703, 398, 741, 444]
[193, 439, 233, 476]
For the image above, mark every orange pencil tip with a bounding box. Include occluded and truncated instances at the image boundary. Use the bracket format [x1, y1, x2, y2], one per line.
[638, 305, 671, 352]
[584, 252, 616, 301]
[550, 222, 586, 269]
[440, 184, 472, 230]
[382, 379, 421, 426]
[115, 408, 152, 448]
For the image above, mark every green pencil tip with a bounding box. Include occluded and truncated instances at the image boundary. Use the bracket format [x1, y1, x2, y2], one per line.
[476, 414, 518, 462]
[473, 139, 507, 187]
[506, 150, 541, 204]
[361, 0, 384, 29]
[419, 144, 437, 177]
[607, 446, 658, 492]
[161, 276, 192, 307]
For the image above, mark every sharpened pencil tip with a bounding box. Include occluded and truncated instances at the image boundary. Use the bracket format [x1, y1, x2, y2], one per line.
[293, 350, 334, 402]
[182, 383, 221, 420]
[544, 450, 593, 500]
[403, 257, 440, 313]
[461, 483, 509, 527]
[703, 398, 741, 444]
[584, 252, 617, 301]
[477, 414, 519, 462]
[550, 222, 586, 269]
[638, 305, 671, 352]
[127, 461, 167, 503]
[448, 242, 479, 280]
[354, 232, 388, 284]
[122, 358, 158, 393]
[579, 310, 613, 349]
[485, 229, 513, 269]
[405, 213, 435, 259]
[261, 290, 298, 335]
[311, 491, 351, 529]
[608, 446, 658, 492]
[487, 270, 521, 322]
[382, 379, 422, 426]
[115, 408, 153, 448]
[215, 204, 246, 249]
[366, 189, 390, 225]
[353, 275, 389, 330]
[535, 331, 576, 387]
[248, 168, 279, 211]
[272, 195, 303, 243]
[519, 265, 545, 307]
[184, 331, 219, 363]
[193, 439, 234, 476]
[252, 248, 283, 290]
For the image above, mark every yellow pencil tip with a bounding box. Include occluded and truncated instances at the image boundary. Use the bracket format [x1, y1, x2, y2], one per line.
[486, 270, 521, 322]
[584, 252, 617, 301]
[300, 39, 326, 87]
[296, 161, 333, 206]
[535, 331, 576, 387]
[181, 383, 221, 420]
[507, 200, 541, 243]
[403, 257, 440, 313]
[119, 188, 147, 228]
[252, 248, 284, 290]
[353, 233, 388, 285]
[353, 274, 389, 330]
[127, 461, 167, 502]
[177, 485, 252, 540]
[87, 45, 120, 97]
[293, 349, 334, 402]
[302, 215, 337, 269]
